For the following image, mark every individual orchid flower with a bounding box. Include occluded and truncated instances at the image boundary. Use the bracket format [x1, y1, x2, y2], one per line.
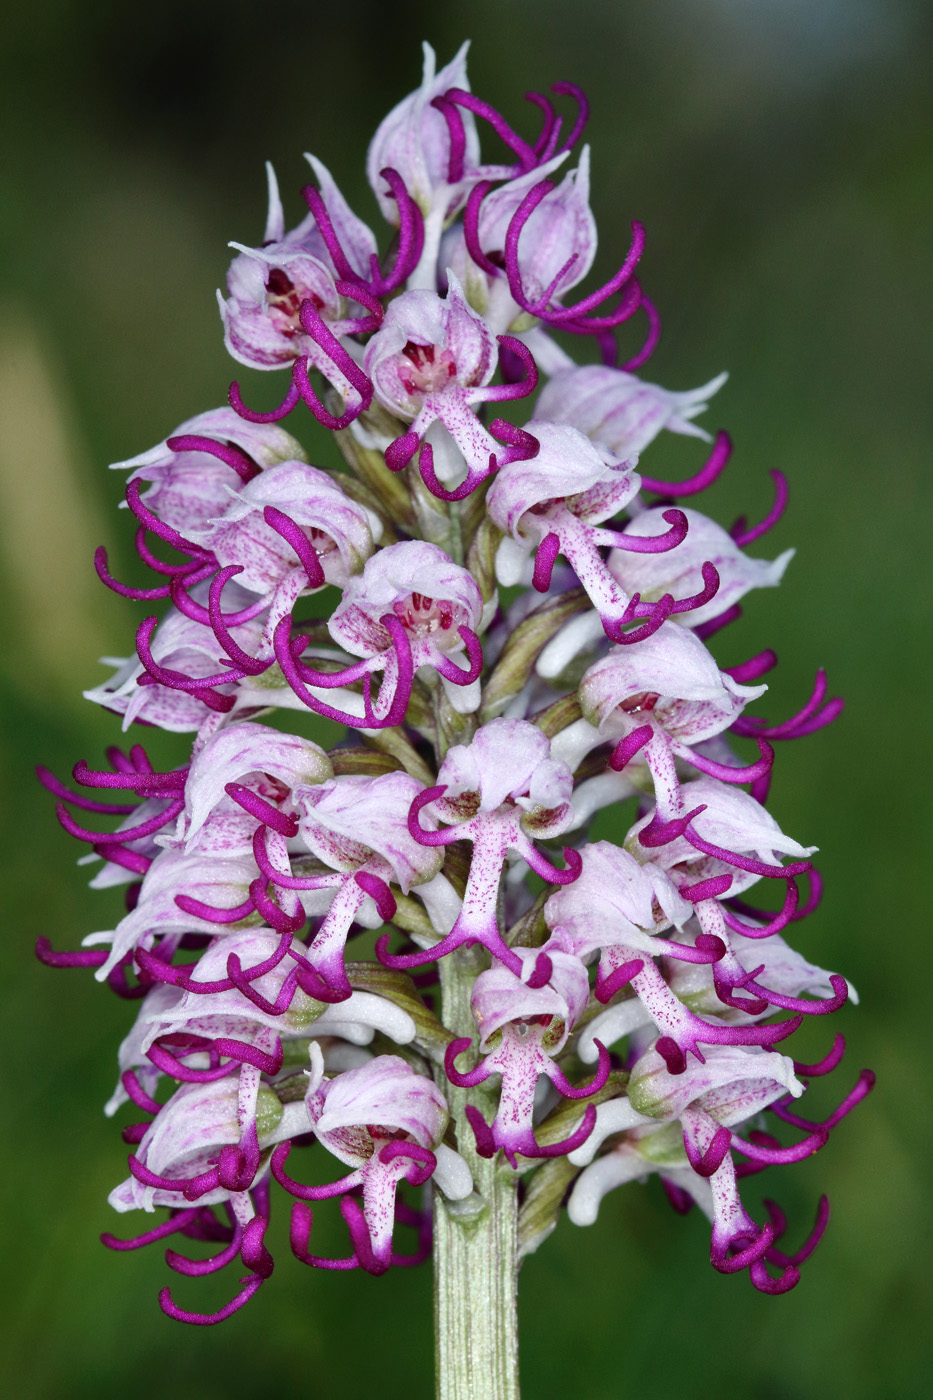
[248, 771, 445, 998]
[542, 814, 814, 1076]
[273, 541, 486, 726]
[377, 718, 578, 982]
[535, 363, 728, 458]
[178, 721, 332, 854]
[444, 932, 610, 1167]
[183, 460, 378, 603]
[272, 1054, 471, 1274]
[84, 603, 267, 731]
[574, 620, 771, 795]
[219, 174, 391, 434]
[534, 496, 791, 679]
[568, 1040, 871, 1295]
[110, 406, 308, 534]
[133, 927, 419, 1082]
[663, 924, 853, 1027]
[107, 1070, 290, 1321]
[365, 42, 483, 289]
[96, 412, 307, 608]
[458, 142, 650, 340]
[364, 271, 538, 494]
[84, 845, 265, 983]
[219, 228, 388, 429]
[610, 505, 793, 628]
[487, 420, 716, 644]
[450, 148, 598, 334]
[130, 461, 380, 702]
[564, 1053, 796, 1270]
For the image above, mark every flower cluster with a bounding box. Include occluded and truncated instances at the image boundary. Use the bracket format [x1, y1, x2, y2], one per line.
[39, 42, 871, 1325]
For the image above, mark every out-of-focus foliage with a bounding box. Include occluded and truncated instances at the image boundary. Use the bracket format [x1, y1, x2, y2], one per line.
[1, 2, 930, 1396]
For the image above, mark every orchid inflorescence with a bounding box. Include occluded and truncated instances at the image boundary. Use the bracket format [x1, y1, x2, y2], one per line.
[39, 42, 872, 1330]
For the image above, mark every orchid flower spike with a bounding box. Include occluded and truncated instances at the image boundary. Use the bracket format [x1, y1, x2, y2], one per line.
[39, 50, 869, 1345]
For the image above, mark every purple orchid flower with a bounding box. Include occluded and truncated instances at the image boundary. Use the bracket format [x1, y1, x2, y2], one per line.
[535, 499, 792, 680]
[107, 1069, 289, 1321]
[377, 718, 578, 983]
[488, 419, 715, 644]
[84, 600, 267, 732]
[444, 931, 610, 1167]
[365, 271, 539, 495]
[249, 770, 447, 998]
[125, 461, 380, 702]
[126, 927, 419, 1096]
[449, 147, 598, 333]
[536, 363, 728, 458]
[579, 621, 771, 795]
[566, 1042, 836, 1294]
[274, 541, 485, 727]
[273, 1054, 470, 1274]
[367, 43, 481, 224]
[110, 407, 307, 533]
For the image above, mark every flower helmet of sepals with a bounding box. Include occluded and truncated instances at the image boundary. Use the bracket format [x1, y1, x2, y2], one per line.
[445, 146, 598, 337]
[77, 722, 336, 983]
[83, 591, 268, 734]
[550, 617, 771, 790]
[131, 457, 382, 697]
[356, 268, 548, 517]
[279, 769, 446, 998]
[535, 361, 730, 460]
[111, 406, 309, 534]
[101, 924, 420, 1119]
[35, 44, 873, 1341]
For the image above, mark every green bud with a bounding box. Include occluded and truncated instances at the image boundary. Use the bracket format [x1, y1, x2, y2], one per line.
[517, 1156, 579, 1259]
[332, 402, 416, 528]
[480, 589, 589, 721]
[346, 961, 456, 1064]
[328, 745, 404, 777]
[635, 1121, 688, 1168]
[255, 1084, 285, 1141]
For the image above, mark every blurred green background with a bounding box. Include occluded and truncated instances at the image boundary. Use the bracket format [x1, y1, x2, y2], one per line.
[1, 1, 930, 1396]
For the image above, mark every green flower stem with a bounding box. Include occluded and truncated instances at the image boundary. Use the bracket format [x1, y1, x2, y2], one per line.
[434, 948, 521, 1400]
